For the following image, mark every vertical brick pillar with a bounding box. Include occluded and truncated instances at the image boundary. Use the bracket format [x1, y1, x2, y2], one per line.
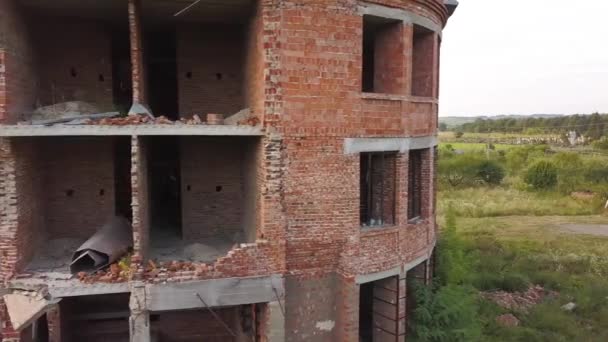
[0, 298, 20, 342]
[46, 304, 61, 342]
[0, 138, 19, 282]
[372, 276, 406, 341]
[128, 0, 148, 113]
[0, 51, 7, 123]
[131, 136, 149, 278]
[335, 274, 359, 341]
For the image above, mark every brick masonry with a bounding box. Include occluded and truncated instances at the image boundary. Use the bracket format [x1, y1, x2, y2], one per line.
[177, 25, 247, 119]
[0, 0, 454, 340]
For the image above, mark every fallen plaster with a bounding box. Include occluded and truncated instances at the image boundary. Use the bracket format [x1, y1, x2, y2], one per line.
[315, 320, 335, 332]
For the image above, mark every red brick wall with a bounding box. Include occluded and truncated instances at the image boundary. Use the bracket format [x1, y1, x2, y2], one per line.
[373, 22, 407, 94]
[0, 0, 37, 123]
[180, 137, 249, 241]
[0, 138, 44, 280]
[43, 138, 116, 238]
[177, 25, 246, 119]
[412, 26, 437, 97]
[30, 18, 114, 110]
[132, 136, 150, 268]
[244, 4, 265, 123]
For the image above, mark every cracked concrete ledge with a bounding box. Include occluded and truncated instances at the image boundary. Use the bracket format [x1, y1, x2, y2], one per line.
[0, 124, 263, 137]
[145, 274, 284, 312]
[344, 136, 438, 154]
[358, 3, 443, 34]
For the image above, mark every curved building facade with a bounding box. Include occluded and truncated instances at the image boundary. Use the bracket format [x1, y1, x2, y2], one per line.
[0, 0, 456, 340]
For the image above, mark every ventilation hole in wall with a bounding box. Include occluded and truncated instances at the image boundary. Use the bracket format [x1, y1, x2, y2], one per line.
[216, 185, 223, 192]
[98, 74, 105, 82]
[186, 185, 191, 191]
[186, 71, 192, 79]
[66, 189, 74, 197]
[216, 73, 223, 80]
[99, 189, 105, 196]
[70, 67, 77, 77]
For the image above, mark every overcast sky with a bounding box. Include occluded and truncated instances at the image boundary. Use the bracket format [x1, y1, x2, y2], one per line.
[439, 0, 608, 117]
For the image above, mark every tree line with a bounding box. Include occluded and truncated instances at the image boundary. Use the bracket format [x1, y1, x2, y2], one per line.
[445, 113, 608, 139]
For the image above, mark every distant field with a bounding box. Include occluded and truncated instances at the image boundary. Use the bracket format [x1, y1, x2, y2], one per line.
[439, 142, 513, 151]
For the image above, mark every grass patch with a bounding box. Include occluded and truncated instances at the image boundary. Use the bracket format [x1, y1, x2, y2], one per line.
[439, 187, 603, 217]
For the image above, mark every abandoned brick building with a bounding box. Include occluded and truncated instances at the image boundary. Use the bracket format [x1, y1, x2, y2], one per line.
[0, 0, 457, 340]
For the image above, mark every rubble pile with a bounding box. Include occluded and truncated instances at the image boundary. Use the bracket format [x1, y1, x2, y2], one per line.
[77, 263, 130, 284]
[481, 285, 558, 313]
[82, 113, 260, 127]
[143, 260, 213, 281]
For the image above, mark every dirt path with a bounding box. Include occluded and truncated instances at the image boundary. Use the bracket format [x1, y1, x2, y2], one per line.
[558, 223, 608, 237]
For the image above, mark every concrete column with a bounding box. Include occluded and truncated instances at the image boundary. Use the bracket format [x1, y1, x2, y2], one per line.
[129, 282, 150, 342]
[266, 301, 285, 342]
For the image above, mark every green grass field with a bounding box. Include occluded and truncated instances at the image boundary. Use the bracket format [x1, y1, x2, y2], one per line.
[419, 140, 608, 341]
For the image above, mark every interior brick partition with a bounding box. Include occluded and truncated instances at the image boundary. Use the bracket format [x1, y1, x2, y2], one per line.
[180, 137, 248, 241]
[0, 138, 44, 281]
[43, 137, 116, 238]
[177, 25, 246, 119]
[131, 135, 150, 267]
[0, 0, 36, 123]
[30, 18, 114, 110]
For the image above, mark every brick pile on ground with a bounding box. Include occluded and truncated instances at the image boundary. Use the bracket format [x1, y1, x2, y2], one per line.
[481, 285, 558, 313]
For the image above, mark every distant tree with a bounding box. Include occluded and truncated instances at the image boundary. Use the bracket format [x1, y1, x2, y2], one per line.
[439, 122, 449, 132]
[454, 131, 464, 139]
[476, 160, 505, 185]
[525, 161, 558, 190]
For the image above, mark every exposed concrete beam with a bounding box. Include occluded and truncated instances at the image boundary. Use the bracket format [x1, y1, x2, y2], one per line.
[8, 280, 130, 298]
[146, 275, 284, 312]
[344, 136, 438, 154]
[358, 3, 442, 35]
[0, 124, 263, 137]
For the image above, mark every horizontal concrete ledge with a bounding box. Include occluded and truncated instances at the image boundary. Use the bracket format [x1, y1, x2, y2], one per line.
[0, 124, 264, 137]
[8, 279, 130, 298]
[358, 3, 443, 34]
[355, 241, 436, 284]
[147, 274, 284, 312]
[344, 136, 438, 154]
[360, 92, 438, 103]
